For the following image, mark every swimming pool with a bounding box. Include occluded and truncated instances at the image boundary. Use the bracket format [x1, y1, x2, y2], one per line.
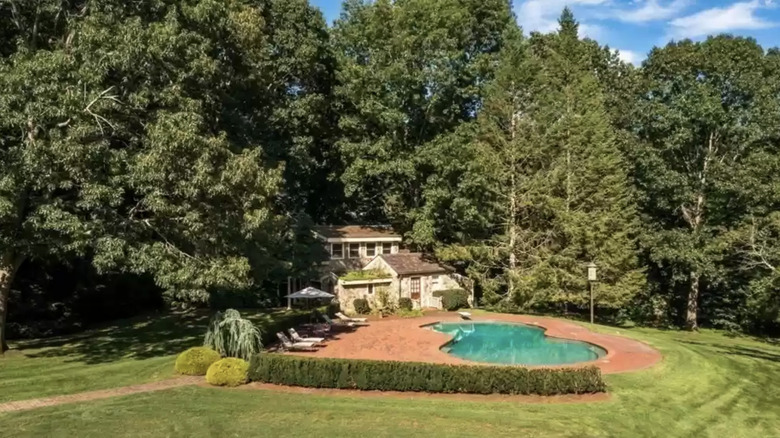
[429, 321, 606, 366]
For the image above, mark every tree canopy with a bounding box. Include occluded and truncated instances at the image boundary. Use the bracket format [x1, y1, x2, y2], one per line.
[3, 3, 780, 347]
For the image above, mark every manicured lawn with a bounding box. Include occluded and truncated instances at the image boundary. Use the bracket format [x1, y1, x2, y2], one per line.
[0, 308, 307, 403]
[1, 315, 778, 437]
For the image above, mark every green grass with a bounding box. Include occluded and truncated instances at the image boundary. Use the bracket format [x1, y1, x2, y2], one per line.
[1, 315, 779, 437]
[0, 308, 309, 403]
[339, 269, 392, 281]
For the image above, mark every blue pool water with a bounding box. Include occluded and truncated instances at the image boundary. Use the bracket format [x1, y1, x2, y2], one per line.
[429, 322, 606, 366]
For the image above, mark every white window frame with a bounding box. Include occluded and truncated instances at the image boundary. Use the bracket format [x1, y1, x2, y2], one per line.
[366, 242, 376, 257]
[331, 243, 343, 259]
[348, 243, 360, 259]
[382, 242, 393, 254]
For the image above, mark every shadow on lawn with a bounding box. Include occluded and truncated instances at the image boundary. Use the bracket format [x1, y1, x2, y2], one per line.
[17, 310, 210, 364]
[680, 340, 780, 363]
[14, 308, 310, 365]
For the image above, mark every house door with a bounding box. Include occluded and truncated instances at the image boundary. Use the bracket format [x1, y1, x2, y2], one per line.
[410, 277, 421, 301]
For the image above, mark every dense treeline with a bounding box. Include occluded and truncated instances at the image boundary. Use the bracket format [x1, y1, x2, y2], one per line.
[2, 1, 778, 348]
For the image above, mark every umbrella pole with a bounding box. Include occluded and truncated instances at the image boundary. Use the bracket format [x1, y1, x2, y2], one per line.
[287, 276, 292, 310]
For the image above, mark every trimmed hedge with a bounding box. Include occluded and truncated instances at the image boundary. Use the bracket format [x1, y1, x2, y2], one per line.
[353, 298, 371, 315]
[248, 354, 606, 396]
[206, 357, 250, 387]
[398, 297, 413, 311]
[174, 347, 221, 376]
[433, 289, 470, 311]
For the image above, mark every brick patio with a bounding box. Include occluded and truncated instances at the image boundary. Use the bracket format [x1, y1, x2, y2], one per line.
[292, 312, 661, 374]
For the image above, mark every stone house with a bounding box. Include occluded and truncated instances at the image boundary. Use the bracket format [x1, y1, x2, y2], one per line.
[311, 225, 469, 312]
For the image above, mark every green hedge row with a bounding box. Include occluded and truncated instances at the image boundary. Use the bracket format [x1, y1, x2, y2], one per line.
[248, 354, 606, 395]
[433, 289, 470, 311]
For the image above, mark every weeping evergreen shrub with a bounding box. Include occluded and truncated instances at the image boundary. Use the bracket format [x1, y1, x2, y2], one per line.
[204, 309, 263, 360]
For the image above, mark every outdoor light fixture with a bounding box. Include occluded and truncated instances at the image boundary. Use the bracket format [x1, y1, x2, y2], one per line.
[587, 262, 597, 324]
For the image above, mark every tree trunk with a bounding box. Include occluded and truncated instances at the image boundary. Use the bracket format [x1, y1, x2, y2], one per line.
[0, 252, 22, 354]
[686, 271, 700, 331]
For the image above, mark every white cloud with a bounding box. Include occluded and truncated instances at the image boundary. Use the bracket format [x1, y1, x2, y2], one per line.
[616, 0, 692, 23]
[615, 49, 642, 65]
[516, 0, 610, 35]
[668, 0, 777, 39]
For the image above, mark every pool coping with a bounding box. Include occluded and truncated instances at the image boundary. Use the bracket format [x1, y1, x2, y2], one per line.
[287, 312, 662, 375]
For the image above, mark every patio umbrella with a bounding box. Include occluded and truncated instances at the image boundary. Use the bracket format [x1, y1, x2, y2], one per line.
[285, 286, 335, 309]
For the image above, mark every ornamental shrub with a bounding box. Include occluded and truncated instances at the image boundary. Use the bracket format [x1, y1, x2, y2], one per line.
[174, 346, 221, 376]
[433, 289, 470, 311]
[248, 354, 606, 395]
[206, 357, 250, 387]
[353, 298, 371, 315]
[398, 297, 413, 311]
[204, 309, 263, 360]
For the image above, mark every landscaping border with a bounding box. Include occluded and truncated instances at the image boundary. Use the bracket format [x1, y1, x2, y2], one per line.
[248, 354, 606, 396]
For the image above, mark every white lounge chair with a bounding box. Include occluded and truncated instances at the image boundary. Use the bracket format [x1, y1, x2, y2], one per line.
[276, 332, 319, 351]
[322, 314, 355, 327]
[336, 312, 369, 323]
[288, 328, 325, 344]
[458, 311, 472, 320]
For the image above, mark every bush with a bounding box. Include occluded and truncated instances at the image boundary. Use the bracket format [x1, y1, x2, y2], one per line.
[353, 298, 371, 315]
[398, 297, 413, 311]
[206, 357, 250, 387]
[175, 347, 221, 376]
[248, 354, 606, 396]
[204, 309, 263, 360]
[433, 289, 470, 311]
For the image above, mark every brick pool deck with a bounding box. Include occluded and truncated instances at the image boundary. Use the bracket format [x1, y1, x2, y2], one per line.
[293, 313, 661, 374]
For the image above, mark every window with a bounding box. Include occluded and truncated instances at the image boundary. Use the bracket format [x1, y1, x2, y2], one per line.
[331, 243, 343, 259]
[410, 277, 421, 300]
[366, 242, 376, 257]
[367, 284, 374, 295]
[432, 275, 440, 286]
[349, 243, 360, 258]
[382, 242, 393, 254]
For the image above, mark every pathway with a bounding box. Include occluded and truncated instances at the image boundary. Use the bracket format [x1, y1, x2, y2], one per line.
[0, 376, 201, 413]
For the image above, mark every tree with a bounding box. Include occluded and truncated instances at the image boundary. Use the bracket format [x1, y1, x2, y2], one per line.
[0, 0, 307, 352]
[333, 0, 514, 227]
[430, 10, 644, 313]
[632, 36, 779, 330]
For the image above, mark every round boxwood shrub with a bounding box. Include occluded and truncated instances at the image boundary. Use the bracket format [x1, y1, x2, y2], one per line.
[398, 297, 413, 311]
[353, 298, 371, 315]
[206, 357, 250, 387]
[174, 346, 221, 376]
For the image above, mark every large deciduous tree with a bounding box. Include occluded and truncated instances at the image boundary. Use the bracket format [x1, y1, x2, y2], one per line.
[632, 36, 780, 330]
[333, 0, 514, 228]
[0, 0, 324, 352]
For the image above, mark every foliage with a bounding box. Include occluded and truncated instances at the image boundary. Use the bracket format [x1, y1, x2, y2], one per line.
[433, 289, 470, 311]
[352, 299, 371, 315]
[333, 0, 514, 224]
[204, 309, 262, 360]
[249, 354, 605, 395]
[373, 287, 396, 316]
[340, 270, 392, 281]
[396, 308, 424, 318]
[206, 357, 250, 387]
[174, 347, 221, 376]
[398, 297, 414, 311]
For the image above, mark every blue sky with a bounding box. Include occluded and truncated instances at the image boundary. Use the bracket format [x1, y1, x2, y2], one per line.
[310, 0, 780, 64]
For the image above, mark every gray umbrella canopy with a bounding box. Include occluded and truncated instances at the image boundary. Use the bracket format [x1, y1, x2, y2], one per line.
[285, 286, 334, 299]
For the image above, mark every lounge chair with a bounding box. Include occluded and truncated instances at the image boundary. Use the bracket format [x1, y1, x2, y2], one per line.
[336, 312, 369, 323]
[322, 314, 355, 327]
[276, 332, 319, 351]
[458, 311, 472, 320]
[288, 328, 325, 344]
